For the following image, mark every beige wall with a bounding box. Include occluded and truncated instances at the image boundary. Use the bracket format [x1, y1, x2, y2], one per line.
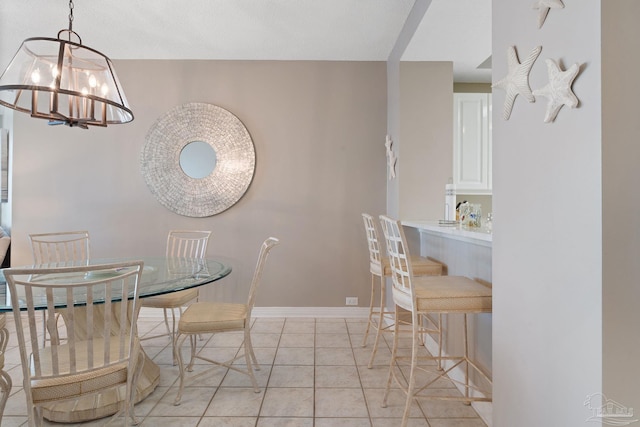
[9, 60, 388, 307]
[398, 61, 453, 220]
[602, 0, 640, 415]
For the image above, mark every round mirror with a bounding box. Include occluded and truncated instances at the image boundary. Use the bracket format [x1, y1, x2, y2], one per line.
[141, 103, 256, 217]
[179, 141, 217, 179]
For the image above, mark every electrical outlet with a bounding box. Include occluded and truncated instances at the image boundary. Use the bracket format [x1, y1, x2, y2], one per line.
[346, 297, 358, 306]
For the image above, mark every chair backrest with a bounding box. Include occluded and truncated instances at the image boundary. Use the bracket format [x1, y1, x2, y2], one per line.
[362, 213, 384, 275]
[246, 237, 280, 317]
[166, 230, 212, 258]
[379, 215, 416, 312]
[29, 231, 90, 265]
[4, 261, 144, 386]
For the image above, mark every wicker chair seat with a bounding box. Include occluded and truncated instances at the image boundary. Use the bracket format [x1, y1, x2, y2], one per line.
[178, 302, 247, 333]
[142, 288, 198, 309]
[393, 275, 492, 313]
[375, 256, 443, 277]
[29, 336, 139, 404]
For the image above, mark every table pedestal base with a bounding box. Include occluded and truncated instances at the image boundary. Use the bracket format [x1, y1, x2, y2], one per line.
[41, 350, 160, 423]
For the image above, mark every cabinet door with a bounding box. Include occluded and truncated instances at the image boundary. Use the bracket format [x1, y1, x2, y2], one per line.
[453, 93, 492, 194]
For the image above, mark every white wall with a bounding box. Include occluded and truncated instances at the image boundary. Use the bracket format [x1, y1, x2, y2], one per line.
[492, 1, 602, 426]
[9, 60, 388, 308]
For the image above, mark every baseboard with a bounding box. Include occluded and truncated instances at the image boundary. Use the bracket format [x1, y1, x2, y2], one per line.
[252, 307, 371, 318]
[139, 306, 371, 319]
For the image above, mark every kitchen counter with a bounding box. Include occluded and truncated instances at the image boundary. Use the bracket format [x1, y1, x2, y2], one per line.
[402, 220, 492, 247]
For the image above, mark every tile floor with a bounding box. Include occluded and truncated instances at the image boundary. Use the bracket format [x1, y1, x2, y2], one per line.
[1, 315, 488, 426]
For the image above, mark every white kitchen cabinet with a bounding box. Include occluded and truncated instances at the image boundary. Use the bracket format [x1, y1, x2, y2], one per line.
[453, 93, 492, 194]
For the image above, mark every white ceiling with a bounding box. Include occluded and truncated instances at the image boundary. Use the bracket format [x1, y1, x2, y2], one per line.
[0, 0, 491, 83]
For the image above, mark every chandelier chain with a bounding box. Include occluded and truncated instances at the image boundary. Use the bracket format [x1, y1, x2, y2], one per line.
[68, 0, 74, 31]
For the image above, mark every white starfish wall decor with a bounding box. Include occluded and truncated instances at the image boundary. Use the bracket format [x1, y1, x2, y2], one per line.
[533, 58, 580, 123]
[533, 0, 564, 28]
[492, 45, 542, 120]
[385, 135, 397, 180]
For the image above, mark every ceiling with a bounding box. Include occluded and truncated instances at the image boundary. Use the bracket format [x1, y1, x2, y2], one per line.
[0, 0, 491, 83]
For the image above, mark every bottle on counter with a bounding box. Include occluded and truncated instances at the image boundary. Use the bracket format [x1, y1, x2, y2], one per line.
[445, 180, 456, 221]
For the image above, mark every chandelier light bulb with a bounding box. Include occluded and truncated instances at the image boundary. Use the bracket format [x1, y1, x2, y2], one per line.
[31, 69, 41, 84]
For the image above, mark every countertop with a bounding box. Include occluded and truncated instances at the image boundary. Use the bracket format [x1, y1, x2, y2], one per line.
[402, 220, 492, 246]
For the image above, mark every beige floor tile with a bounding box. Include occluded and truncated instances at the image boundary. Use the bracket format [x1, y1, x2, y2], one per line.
[221, 364, 272, 388]
[151, 384, 215, 417]
[140, 416, 200, 426]
[259, 387, 314, 417]
[251, 319, 285, 333]
[0, 416, 28, 426]
[279, 333, 314, 348]
[133, 385, 170, 416]
[315, 365, 361, 388]
[428, 418, 487, 427]
[371, 418, 430, 426]
[346, 320, 369, 335]
[363, 388, 427, 419]
[148, 345, 177, 366]
[172, 363, 228, 388]
[248, 333, 281, 348]
[316, 333, 351, 348]
[316, 320, 348, 334]
[268, 365, 314, 388]
[187, 346, 239, 365]
[397, 366, 458, 390]
[352, 345, 392, 367]
[156, 365, 179, 387]
[315, 347, 356, 366]
[315, 388, 369, 418]
[208, 331, 245, 347]
[283, 319, 315, 334]
[237, 347, 278, 366]
[256, 417, 314, 427]
[350, 333, 368, 346]
[315, 418, 372, 427]
[274, 347, 315, 365]
[418, 400, 480, 419]
[198, 416, 257, 426]
[204, 387, 265, 417]
[357, 366, 398, 389]
[0, 315, 491, 426]
[3, 388, 27, 417]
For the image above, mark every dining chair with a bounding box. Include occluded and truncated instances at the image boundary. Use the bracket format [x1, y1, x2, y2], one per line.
[29, 230, 91, 347]
[361, 213, 443, 368]
[378, 215, 492, 427]
[141, 230, 212, 364]
[4, 261, 146, 427]
[0, 313, 11, 422]
[174, 237, 280, 404]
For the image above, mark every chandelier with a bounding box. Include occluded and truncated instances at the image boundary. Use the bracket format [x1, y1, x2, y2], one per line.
[0, 1, 133, 129]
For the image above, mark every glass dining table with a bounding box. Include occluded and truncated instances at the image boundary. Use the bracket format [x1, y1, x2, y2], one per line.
[0, 256, 232, 423]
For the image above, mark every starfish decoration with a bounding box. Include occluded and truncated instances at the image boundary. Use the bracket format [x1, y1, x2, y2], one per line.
[533, 0, 564, 28]
[385, 135, 397, 180]
[492, 45, 542, 120]
[533, 59, 580, 123]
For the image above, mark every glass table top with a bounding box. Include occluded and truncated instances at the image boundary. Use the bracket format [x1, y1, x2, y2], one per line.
[0, 257, 232, 312]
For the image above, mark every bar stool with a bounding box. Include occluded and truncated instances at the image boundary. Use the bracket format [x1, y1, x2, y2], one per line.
[361, 213, 443, 369]
[379, 215, 492, 427]
[0, 313, 10, 421]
